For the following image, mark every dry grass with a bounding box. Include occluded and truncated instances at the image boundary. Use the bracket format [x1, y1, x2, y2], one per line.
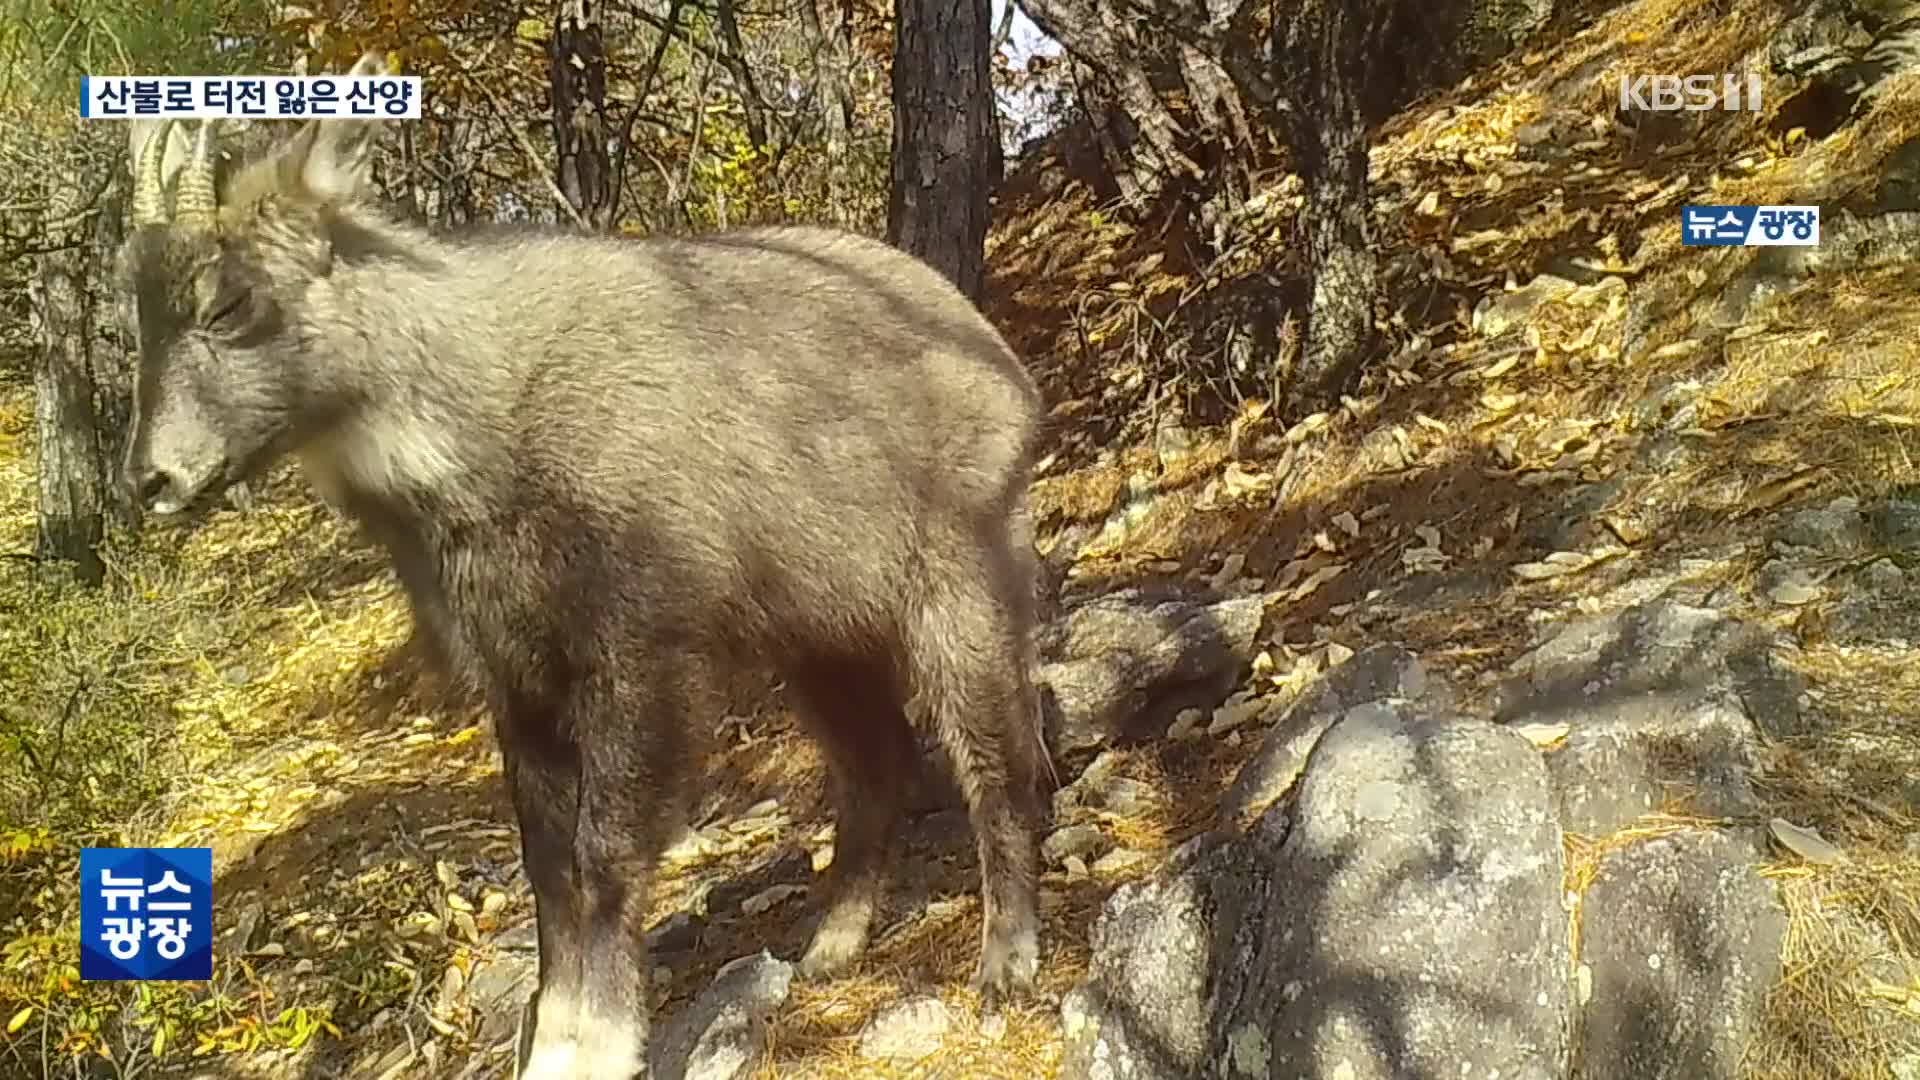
[1756, 860, 1920, 1080]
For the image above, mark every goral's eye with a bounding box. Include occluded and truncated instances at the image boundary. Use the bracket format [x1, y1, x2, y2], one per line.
[204, 290, 247, 329]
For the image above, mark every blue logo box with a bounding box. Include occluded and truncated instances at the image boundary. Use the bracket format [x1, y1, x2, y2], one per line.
[79, 847, 213, 981]
[1682, 204, 1820, 246]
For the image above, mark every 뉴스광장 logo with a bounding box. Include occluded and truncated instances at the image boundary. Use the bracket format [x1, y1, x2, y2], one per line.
[79, 847, 214, 981]
[1619, 73, 1763, 112]
[1682, 205, 1820, 247]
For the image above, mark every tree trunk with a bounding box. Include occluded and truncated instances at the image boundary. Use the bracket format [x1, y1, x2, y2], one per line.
[87, 154, 144, 527]
[551, 0, 615, 229]
[1274, 0, 1382, 403]
[30, 165, 110, 585]
[714, 0, 770, 151]
[889, 0, 997, 304]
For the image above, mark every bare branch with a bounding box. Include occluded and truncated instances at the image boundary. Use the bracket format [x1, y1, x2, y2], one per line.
[610, 0, 691, 226]
[605, 0, 729, 67]
[992, 0, 1019, 55]
[86, 14, 135, 75]
[713, 0, 771, 149]
[1096, 0, 1283, 115]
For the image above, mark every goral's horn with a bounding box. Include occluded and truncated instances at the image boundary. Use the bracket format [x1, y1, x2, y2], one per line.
[131, 118, 178, 228]
[175, 119, 220, 231]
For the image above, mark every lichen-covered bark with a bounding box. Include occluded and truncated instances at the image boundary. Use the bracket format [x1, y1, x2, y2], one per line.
[30, 160, 114, 584]
[550, 0, 614, 230]
[1273, 0, 1386, 404]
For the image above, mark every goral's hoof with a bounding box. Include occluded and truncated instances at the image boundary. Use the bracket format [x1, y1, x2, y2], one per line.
[796, 922, 867, 982]
[971, 924, 1039, 1013]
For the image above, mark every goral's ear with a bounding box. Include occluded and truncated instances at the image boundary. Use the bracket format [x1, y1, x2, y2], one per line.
[270, 52, 391, 204]
[273, 116, 379, 205]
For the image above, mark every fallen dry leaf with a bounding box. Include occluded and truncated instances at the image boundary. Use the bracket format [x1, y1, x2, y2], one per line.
[1769, 818, 1844, 866]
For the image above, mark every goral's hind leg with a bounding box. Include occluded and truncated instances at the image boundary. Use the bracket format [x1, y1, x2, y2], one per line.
[904, 536, 1046, 1009]
[785, 657, 915, 980]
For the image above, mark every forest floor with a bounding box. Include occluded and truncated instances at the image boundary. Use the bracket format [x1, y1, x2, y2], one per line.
[5, 0, 1920, 1075]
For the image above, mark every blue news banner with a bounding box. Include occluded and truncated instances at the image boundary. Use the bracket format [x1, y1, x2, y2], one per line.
[1682, 204, 1820, 247]
[80, 74, 422, 120]
[79, 847, 213, 981]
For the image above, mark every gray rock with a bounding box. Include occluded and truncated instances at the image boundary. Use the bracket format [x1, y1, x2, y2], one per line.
[1828, 588, 1914, 646]
[1475, 273, 1579, 338]
[1779, 496, 1866, 550]
[857, 995, 953, 1065]
[648, 952, 794, 1080]
[1545, 696, 1763, 836]
[1630, 381, 1704, 431]
[1621, 277, 1671, 362]
[1872, 495, 1920, 550]
[1044, 823, 1110, 866]
[469, 947, 538, 1048]
[1035, 589, 1267, 754]
[1495, 598, 1807, 740]
[1759, 559, 1824, 606]
[647, 910, 701, 955]
[1741, 211, 1920, 286]
[1219, 705, 1571, 1079]
[705, 848, 811, 915]
[1862, 557, 1907, 592]
[1053, 751, 1155, 819]
[1062, 703, 1571, 1079]
[1501, 601, 1788, 833]
[1220, 644, 1433, 820]
[1060, 840, 1219, 1079]
[1088, 776, 1156, 817]
[1576, 831, 1787, 1080]
[1878, 138, 1920, 213]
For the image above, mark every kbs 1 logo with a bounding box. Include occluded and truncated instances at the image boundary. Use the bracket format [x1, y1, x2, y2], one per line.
[1619, 73, 1764, 112]
[80, 74, 421, 119]
[1683, 205, 1820, 247]
[80, 847, 214, 981]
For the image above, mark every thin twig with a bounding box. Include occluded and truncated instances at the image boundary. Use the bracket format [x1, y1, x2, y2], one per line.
[87, 13, 134, 75]
[609, 0, 689, 225]
[680, 51, 713, 230]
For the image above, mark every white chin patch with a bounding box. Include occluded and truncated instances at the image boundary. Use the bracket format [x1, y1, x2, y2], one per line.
[150, 495, 188, 517]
